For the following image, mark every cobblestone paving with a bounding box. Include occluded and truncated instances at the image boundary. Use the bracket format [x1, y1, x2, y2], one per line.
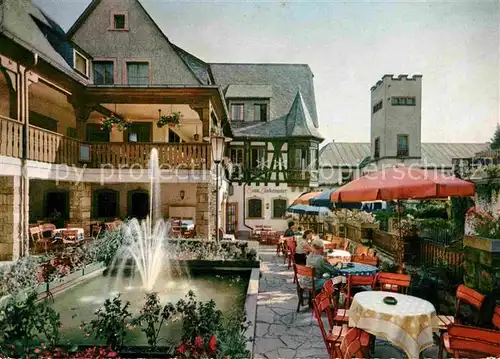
[253, 246, 439, 359]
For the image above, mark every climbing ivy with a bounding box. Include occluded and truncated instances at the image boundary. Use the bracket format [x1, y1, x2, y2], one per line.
[450, 196, 474, 234]
[476, 165, 500, 204]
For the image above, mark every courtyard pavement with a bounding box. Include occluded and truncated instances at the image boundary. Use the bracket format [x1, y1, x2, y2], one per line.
[253, 246, 440, 359]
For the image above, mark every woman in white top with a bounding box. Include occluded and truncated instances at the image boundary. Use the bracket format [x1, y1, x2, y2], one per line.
[294, 230, 313, 265]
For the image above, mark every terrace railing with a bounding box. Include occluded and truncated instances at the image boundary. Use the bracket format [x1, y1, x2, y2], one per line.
[29, 125, 81, 165]
[90, 142, 211, 169]
[0, 115, 23, 158]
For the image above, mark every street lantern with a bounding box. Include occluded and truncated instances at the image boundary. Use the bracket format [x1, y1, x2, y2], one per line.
[205, 134, 232, 242]
[210, 135, 227, 164]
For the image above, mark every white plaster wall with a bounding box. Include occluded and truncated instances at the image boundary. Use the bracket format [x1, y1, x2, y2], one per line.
[229, 183, 306, 233]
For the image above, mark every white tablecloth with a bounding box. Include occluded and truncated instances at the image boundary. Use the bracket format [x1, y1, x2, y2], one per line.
[52, 228, 84, 241]
[326, 249, 351, 263]
[348, 291, 437, 359]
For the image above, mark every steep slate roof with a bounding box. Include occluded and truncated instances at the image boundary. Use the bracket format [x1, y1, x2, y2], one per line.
[227, 91, 323, 139]
[286, 91, 323, 139]
[169, 44, 212, 85]
[225, 85, 273, 98]
[319, 142, 490, 168]
[209, 63, 319, 127]
[0, 0, 85, 82]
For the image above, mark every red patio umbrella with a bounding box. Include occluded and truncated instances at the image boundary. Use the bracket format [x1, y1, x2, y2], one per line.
[293, 191, 323, 205]
[330, 166, 474, 203]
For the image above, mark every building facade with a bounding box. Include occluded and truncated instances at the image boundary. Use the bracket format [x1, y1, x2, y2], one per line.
[319, 74, 489, 187]
[0, 0, 323, 259]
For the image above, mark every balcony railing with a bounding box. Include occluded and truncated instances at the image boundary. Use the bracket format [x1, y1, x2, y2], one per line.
[29, 126, 81, 165]
[0, 115, 23, 158]
[1, 120, 211, 170]
[90, 142, 210, 169]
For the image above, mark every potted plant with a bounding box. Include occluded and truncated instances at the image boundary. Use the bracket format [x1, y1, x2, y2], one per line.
[158, 112, 182, 128]
[100, 115, 129, 132]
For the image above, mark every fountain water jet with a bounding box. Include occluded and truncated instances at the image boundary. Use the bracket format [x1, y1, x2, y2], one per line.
[109, 148, 172, 291]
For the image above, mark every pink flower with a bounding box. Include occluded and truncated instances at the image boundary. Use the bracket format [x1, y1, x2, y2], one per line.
[178, 343, 188, 354]
[194, 335, 203, 347]
[209, 335, 217, 353]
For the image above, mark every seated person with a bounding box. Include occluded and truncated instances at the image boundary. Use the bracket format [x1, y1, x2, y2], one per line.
[294, 230, 313, 265]
[284, 221, 296, 237]
[297, 226, 304, 235]
[305, 238, 342, 291]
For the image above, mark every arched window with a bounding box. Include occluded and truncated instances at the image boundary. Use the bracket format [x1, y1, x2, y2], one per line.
[93, 189, 119, 219]
[272, 198, 287, 219]
[45, 190, 69, 220]
[247, 198, 262, 219]
[127, 189, 149, 220]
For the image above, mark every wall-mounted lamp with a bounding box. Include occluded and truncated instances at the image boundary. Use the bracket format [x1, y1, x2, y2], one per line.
[194, 126, 200, 141]
[180, 190, 185, 200]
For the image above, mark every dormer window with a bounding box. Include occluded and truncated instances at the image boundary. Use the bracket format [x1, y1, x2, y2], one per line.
[73, 50, 89, 77]
[114, 14, 125, 29]
[110, 12, 128, 31]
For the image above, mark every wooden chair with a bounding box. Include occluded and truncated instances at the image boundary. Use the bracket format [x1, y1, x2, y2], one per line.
[440, 324, 500, 359]
[276, 235, 285, 256]
[330, 237, 343, 249]
[312, 290, 348, 359]
[346, 274, 376, 308]
[323, 277, 349, 325]
[29, 226, 51, 253]
[436, 285, 485, 357]
[285, 237, 296, 270]
[294, 264, 316, 312]
[61, 229, 79, 244]
[324, 242, 336, 251]
[492, 305, 500, 330]
[339, 327, 371, 359]
[352, 254, 379, 266]
[375, 272, 411, 294]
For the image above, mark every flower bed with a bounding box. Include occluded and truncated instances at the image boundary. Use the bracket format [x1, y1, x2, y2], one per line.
[0, 290, 251, 359]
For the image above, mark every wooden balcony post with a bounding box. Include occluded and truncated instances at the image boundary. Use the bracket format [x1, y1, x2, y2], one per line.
[72, 104, 94, 141]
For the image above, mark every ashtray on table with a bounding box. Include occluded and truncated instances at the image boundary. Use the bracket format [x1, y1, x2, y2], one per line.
[383, 296, 398, 305]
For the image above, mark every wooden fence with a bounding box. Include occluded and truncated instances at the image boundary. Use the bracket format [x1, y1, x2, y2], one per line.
[417, 240, 464, 279]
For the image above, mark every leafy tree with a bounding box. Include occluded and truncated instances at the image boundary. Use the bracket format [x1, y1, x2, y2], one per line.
[491, 124, 500, 150]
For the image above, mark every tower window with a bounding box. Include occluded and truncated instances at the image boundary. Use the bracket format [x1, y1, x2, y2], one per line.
[397, 135, 409, 157]
[391, 97, 416, 106]
[372, 100, 383, 114]
[374, 137, 380, 159]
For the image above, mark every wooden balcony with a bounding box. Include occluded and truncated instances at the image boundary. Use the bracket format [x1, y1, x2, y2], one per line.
[1, 119, 211, 170]
[90, 142, 210, 169]
[0, 115, 23, 158]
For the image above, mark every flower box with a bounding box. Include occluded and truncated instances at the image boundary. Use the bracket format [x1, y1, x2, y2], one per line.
[83, 262, 105, 275]
[464, 235, 500, 253]
[48, 270, 83, 291]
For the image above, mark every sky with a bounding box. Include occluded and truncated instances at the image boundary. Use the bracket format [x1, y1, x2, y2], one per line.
[35, 0, 500, 144]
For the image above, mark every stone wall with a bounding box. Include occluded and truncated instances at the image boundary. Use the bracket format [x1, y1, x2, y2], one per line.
[0, 176, 22, 261]
[195, 183, 214, 240]
[463, 235, 500, 295]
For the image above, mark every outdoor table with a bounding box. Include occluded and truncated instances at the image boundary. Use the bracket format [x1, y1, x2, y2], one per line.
[338, 262, 378, 276]
[52, 228, 84, 241]
[348, 291, 437, 359]
[326, 249, 351, 263]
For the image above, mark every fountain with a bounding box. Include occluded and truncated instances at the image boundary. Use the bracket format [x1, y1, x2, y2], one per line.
[46, 148, 249, 345]
[109, 148, 170, 291]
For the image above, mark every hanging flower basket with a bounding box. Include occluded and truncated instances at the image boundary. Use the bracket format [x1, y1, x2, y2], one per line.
[158, 112, 182, 128]
[100, 115, 129, 132]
